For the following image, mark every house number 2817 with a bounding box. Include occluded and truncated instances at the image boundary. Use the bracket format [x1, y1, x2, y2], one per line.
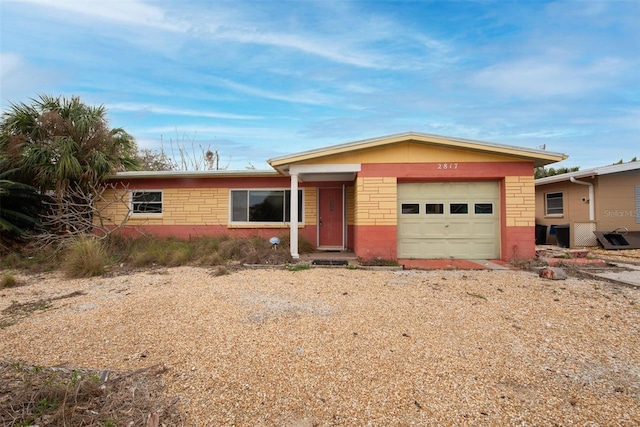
[437, 163, 458, 170]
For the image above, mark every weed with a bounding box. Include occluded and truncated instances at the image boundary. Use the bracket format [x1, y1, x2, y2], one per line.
[63, 236, 110, 278]
[466, 291, 487, 301]
[358, 257, 400, 267]
[0, 362, 185, 425]
[286, 264, 311, 272]
[0, 272, 19, 288]
[212, 266, 230, 276]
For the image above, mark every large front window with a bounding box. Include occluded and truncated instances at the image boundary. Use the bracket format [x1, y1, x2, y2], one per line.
[231, 189, 303, 223]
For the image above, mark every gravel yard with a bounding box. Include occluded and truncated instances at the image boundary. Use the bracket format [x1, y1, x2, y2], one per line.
[1, 266, 639, 426]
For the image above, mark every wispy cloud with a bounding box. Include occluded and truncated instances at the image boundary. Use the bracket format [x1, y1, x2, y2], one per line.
[469, 55, 630, 98]
[108, 103, 263, 120]
[9, 0, 185, 32]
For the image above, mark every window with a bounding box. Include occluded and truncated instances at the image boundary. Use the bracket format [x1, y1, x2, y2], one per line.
[401, 203, 419, 214]
[131, 190, 162, 214]
[231, 189, 303, 223]
[425, 203, 444, 214]
[545, 192, 563, 216]
[475, 203, 493, 214]
[450, 203, 468, 214]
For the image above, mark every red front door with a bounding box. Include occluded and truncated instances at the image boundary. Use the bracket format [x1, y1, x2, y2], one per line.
[318, 188, 344, 247]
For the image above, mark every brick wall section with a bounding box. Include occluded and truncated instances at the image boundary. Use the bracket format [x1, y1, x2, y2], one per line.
[346, 185, 355, 226]
[505, 176, 535, 227]
[304, 189, 317, 226]
[97, 187, 316, 227]
[355, 177, 397, 226]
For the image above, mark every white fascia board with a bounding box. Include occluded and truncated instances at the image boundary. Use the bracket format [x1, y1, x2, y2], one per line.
[535, 162, 640, 186]
[289, 164, 361, 175]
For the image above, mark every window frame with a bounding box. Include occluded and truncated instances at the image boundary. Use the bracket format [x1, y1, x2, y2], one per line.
[545, 191, 564, 217]
[130, 190, 163, 217]
[229, 188, 304, 225]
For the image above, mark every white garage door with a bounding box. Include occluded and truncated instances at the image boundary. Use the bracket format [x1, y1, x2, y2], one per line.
[398, 182, 500, 259]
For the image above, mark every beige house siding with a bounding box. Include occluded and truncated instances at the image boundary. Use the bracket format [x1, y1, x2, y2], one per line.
[505, 176, 535, 227]
[354, 177, 397, 226]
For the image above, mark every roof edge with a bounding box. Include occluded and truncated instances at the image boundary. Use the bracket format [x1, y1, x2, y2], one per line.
[268, 131, 567, 167]
[535, 161, 640, 185]
[107, 169, 279, 180]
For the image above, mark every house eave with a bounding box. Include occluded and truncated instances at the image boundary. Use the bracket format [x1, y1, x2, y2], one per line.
[535, 162, 640, 186]
[107, 169, 279, 180]
[268, 131, 566, 168]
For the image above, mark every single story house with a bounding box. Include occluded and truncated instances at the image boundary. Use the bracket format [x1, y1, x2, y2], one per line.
[99, 132, 566, 263]
[534, 161, 640, 248]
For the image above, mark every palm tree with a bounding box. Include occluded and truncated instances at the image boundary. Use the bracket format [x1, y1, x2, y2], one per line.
[0, 95, 139, 239]
[0, 160, 42, 238]
[0, 94, 139, 195]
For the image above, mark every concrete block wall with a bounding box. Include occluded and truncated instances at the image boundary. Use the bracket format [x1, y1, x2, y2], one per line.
[504, 176, 535, 227]
[354, 177, 398, 226]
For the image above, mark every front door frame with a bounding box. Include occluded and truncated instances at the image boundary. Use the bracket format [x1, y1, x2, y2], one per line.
[317, 186, 346, 250]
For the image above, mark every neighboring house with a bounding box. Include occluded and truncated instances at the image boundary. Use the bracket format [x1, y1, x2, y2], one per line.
[534, 162, 640, 248]
[99, 132, 566, 263]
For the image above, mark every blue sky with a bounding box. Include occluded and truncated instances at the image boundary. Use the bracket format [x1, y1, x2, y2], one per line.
[1, 0, 638, 170]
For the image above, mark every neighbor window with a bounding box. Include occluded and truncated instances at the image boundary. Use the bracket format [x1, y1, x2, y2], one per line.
[545, 192, 564, 216]
[231, 189, 303, 223]
[131, 190, 163, 214]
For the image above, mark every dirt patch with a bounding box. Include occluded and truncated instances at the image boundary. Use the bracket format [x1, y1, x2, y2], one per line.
[0, 267, 638, 425]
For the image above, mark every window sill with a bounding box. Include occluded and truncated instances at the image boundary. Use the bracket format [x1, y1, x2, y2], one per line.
[129, 214, 163, 219]
[228, 223, 304, 229]
[544, 214, 564, 218]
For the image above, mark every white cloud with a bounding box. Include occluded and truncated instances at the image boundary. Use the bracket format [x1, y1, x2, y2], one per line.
[6, 0, 185, 32]
[469, 55, 629, 98]
[214, 78, 340, 106]
[107, 102, 263, 120]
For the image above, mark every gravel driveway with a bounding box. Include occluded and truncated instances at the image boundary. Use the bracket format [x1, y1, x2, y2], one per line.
[1, 267, 639, 426]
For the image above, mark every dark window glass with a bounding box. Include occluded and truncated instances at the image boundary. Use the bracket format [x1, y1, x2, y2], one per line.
[232, 190, 302, 222]
[425, 203, 444, 214]
[232, 190, 248, 222]
[450, 203, 468, 214]
[546, 192, 563, 215]
[402, 203, 419, 214]
[132, 191, 162, 214]
[475, 203, 493, 214]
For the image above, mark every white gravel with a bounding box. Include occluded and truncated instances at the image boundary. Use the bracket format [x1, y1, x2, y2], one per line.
[1, 266, 639, 426]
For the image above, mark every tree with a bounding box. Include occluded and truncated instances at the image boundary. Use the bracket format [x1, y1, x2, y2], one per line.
[137, 148, 177, 171]
[534, 165, 580, 179]
[0, 95, 140, 241]
[0, 160, 42, 241]
[0, 94, 139, 195]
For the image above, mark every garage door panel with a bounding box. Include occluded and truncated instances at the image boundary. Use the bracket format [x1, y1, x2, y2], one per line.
[398, 182, 500, 259]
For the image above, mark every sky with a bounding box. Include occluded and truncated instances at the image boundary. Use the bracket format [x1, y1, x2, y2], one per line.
[1, 0, 638, 171]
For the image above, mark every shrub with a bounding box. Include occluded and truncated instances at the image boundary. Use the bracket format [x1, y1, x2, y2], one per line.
[63, 236, 110, 278]
[0, 273, 19, 288]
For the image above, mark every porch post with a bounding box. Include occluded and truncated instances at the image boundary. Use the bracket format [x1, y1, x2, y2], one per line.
[290, 172, 300, 259]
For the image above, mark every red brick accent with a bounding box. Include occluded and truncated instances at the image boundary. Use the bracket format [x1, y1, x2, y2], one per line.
[502, 226, 536, 261]
[361, 162, 532, 179]
[353, 225, 397, 259]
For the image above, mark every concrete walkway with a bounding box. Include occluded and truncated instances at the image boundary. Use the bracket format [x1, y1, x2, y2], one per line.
[588, 261, 640, 288]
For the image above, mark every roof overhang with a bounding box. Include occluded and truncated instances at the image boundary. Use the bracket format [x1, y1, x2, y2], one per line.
[107, 169, 279, 180]
[289, 164, 361, 182]
[268, 132, 567, 169]
[535, 162, 640, 186]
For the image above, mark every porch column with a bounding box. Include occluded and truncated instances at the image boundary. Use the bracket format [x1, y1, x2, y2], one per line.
[290, 172, 299, 259]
